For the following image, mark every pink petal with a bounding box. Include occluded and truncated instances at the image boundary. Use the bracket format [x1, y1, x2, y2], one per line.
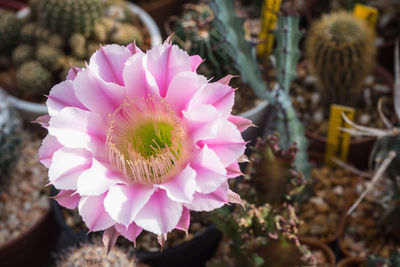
[76, 159, 121, 196]
[185, 181, 228, 212]
[102, 226, 120, 253]
[191, 145, 227, 194]
[227, 189, 244, 208]
[48, 147, 92, 190]
[197, 119, 246, 167]
[73, 68, 126, 118]
[228, 115, 254, 132]
[48, 107, 106, 155]
[66, 66, 81, 81]
[165, 71, 208, 114]
[52, 189, 81, 209]
[190, 82, 234, 115]
[104, 183, 155, 226]
[115, 222, 142, 245]
[217, 75, 237, 85]
[33, 115, 50, 128]
[146, 44, 193, 97]
[123, 53, 159, 100]
[78, 193, 115, 232]
[46, 80, 87, 116]
[157, 165, 196, 203]
[190, 55, 203, 71]
[126, 42, 143, 55]
[182, 104, 219, 142]
[39, 134, 63, 168]
[175, 207, 190, 235]
[226, 162, 243, 178]
[135, 189, 183, 235]
[89, 44, 132, 85]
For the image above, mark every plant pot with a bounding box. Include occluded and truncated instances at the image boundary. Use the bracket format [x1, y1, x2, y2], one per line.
[0, 2, 162, 122]
[299, 236, 336, 267]
[336, 257, 365, 267]
[0, 204, 60, 267]
[296, 63, 394, 170]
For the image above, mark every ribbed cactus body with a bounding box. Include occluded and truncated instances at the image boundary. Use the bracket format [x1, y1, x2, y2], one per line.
[36, 44, 63, 71]
[0, 92, 22, 186]
[110, 23, 143, 46]
[12, 44, 34, 65]
[0, 10, 22, 52]
[38, 0, 102, 38]
[16, 61, 52, 97]
[306, 11, 375, 108]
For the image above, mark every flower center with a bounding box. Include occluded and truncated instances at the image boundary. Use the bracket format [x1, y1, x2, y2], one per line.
[106, 98, 189, 185]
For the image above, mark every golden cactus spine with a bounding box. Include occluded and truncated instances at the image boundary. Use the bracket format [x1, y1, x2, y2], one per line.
[306, 11, 376, 108]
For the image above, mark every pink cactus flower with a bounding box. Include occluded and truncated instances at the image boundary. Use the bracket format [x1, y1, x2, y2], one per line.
[38, 39, 252, 250]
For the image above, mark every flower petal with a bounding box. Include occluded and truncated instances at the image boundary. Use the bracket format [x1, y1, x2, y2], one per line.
[175, 207, 190, 235]
[39, 134, 63, 168]
[135, 189, 183, 234]
[52, 190, 81, 209]
[47, 80, 87, 116]
[228, 115, 254, 132]
[66, 66, 81, 81]
[73, 68, 126, 118]
[190, 55, 203, 71]
[89, 44, 133, 85]
[104, 183, 154, 226]
[157, 165, 196, 203]
[146, 44, 193, 97]
[102, 226, 120, 253]
[165, 71, 208, 114]
[76, 159, 121, 196]
[227, 189, 244, 208]
[185, 181, 228, 212]
[191, 145, 227, 194]
[182, 104, 219, 142]
[126, 42, 143, 55]
[48, 107, 106, 155]
[115, 222, 142, 245]
[226, 162, 243, 178]
[48, 147, 92, 190]
[79, 193, 115, 232]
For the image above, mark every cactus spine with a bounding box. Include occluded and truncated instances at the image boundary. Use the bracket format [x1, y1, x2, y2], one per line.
[0, 10, 22, 52]
[37, 0, 102, 38]
[0, 92, 22, 186]
[306, 11, 376, 108]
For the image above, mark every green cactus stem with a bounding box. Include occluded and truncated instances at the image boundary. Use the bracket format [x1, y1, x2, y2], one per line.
[12, 44, 34, 66]
[306, 11, 376, 109]
[110, 23, 143, 46]
[16, 61, 52, 97]
[36, 44, 63, 71]
[0, 10, 22, 53]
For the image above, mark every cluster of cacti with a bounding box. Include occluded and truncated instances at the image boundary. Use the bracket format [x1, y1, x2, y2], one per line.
[306, 11, 376, 109]
[210, 0, 310, 177]
[0, 10, 22, 52]
[0, 92, 22, 186]
[37, 0, 102, 38]
[57, 242, 141, 267]
[0, 0, 146, 98]
[211, 135, 310, 266]
[367, 249, 400, 267]
[173, 3, 233, 79]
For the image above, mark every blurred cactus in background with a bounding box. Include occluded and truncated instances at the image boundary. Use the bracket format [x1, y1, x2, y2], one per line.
[0, 92, 22, 186]
[306, 11, 376, 110]
[12, 44, 34, 66]
[16, 61, 52, 97]
[0, 10, 22, 53]
[367, 249, 400, 267]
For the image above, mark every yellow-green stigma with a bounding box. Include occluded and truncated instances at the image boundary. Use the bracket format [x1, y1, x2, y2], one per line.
[106, 99, 189, 185]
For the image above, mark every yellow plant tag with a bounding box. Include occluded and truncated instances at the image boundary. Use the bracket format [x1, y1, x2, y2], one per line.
[325, 105, 355, 166]
[257, 0, 282, 58]
[353, 3, 378, 29]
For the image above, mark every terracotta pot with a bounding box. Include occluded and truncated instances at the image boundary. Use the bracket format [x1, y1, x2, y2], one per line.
[336, 257, 365, 267]
[0, 200, 60, 267]
[299, 237, 336, 267]
[301, 64, 394, 170]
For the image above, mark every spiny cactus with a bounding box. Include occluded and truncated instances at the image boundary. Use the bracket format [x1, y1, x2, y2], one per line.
[20, 22, 38, 43]
[367, 249, 400, 267]
[37, 0, 102, 38]
[69, 33, 87, 59]
[173, 3, 233, 80]
[57, 242, 142, 267]
[12, 44, 34, 65]
[110, 23, 143, 46]
[306, 11, 376, 109]
[0, 10, 22, 53]
[246, 135, 306, 206]
[16, 61, 52, 97]
[36, 44, 63, 71]
[0, 92, 22, 186]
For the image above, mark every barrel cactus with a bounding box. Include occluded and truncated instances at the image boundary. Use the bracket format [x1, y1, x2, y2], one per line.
[37, 0, 102, 38]
[12, 44, 34, 65]
[0, 10, 22, 52]
[306, 11, 376, 109]
[36, 44, 63, 71]
[16, 61, 52, 97]
[0, 92, 22, 186]
[110, 23, 143, 46]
